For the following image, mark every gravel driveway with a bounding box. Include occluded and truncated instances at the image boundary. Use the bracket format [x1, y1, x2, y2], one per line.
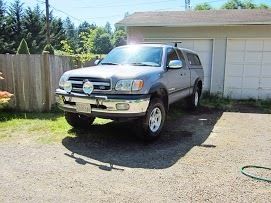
[0, 109, 270, 202]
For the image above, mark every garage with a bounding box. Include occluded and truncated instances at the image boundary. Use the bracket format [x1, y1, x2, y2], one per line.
[224, 38, 271, 99]
[117, 9, 271, 99]
[144, 38, 213, 91]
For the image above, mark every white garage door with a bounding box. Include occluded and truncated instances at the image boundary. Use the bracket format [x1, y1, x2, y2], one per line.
[144, 38, 213, 91]
[224, 39, 271, 99]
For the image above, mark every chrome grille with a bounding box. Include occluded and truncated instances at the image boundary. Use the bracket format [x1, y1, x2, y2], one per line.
[68, 77, 111, 93]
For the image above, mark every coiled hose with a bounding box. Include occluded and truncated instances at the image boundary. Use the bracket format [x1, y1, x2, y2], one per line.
[241, 165, 271, 183]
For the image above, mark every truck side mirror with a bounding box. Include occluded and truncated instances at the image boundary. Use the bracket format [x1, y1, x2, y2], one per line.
[94, 59, 101, 65]
[168, 60, 183, 69]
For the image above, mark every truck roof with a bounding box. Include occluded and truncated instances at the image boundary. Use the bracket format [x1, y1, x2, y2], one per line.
[119, 43, 197, 55]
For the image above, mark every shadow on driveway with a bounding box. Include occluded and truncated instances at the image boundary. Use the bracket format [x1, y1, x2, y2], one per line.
[62, 104, 223, 169]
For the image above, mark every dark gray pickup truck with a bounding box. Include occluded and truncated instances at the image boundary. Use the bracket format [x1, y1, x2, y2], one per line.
[56, 44, 204, 140]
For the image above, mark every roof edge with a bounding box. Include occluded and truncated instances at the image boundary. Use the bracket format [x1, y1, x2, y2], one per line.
[116, 22, 271, 27]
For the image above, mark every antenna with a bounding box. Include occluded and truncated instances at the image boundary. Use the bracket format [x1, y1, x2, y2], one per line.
[174, 41, 182, 47]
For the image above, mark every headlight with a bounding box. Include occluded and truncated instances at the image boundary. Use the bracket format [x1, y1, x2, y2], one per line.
[59, 75, 69, 89]
[115, 80, 144, 91]
[63, 81, 72, 93]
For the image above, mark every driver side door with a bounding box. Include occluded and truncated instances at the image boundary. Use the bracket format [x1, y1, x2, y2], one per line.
[165, 48, 190, 104]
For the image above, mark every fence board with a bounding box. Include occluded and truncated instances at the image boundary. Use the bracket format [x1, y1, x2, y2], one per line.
[0, 54, 75, 112]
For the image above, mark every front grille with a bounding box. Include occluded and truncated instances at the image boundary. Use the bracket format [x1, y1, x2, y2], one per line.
[68, 77, 111, 93]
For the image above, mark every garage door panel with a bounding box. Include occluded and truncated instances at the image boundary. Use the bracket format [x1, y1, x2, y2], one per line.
[226, 64, 243, 76]
[225, 76, 242, 88]
[180, 41, 194, 50]
[224, 88, 242, 99]
[193, 40, 212, 51]
[261, 65, 271, 76]
[242, 77, 260, 89]
[261, 77, 271, 88]
[241, 89, 259, 99]
[227, 39, 245, 51]
[260, 90, 271, 99]
[243, 64, 260, 77]
[246, 40, 263, 51]
[245, 52, 262, 63]
[263, 39, 271, 51]
[225, 38, 271, 99]
[227, 51, 244, 63]
[262, 52, 271, 63]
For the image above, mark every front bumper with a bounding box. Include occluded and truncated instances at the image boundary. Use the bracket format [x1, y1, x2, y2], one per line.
[55, 89, 150, 118]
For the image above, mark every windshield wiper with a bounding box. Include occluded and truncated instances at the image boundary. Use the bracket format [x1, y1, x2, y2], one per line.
[128, 62, 158, 67]
[100, 62, 119, 65]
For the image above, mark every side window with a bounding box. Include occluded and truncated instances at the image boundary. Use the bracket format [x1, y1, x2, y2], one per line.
[176, 49, 186, 67]
[194, 55, 202, 65]
[166, 48, 179, 67]
[187, 53, 201, 66]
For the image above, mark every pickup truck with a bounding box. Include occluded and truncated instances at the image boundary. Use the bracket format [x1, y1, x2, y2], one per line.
[55, 44, 204, 140]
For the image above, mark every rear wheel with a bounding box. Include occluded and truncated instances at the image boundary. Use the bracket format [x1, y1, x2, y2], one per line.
[186, 86, 201, 110]
[136, 98, 166, 141]
[64, 112, 95, 129]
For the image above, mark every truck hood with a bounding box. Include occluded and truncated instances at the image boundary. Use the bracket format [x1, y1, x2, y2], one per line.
[64, 65, 163, 79]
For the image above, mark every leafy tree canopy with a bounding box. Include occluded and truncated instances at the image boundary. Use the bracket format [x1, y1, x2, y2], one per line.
[194, 3, 212, 10]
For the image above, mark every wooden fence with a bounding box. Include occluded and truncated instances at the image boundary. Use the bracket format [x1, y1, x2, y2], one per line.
[0, 54, 75, 112]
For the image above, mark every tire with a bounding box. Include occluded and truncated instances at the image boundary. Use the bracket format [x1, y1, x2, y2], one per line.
[136, 98, 166, 141]
[186, 86, 201, 110]
[64, 112, 95, 129]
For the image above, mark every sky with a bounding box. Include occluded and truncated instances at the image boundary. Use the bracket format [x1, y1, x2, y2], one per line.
[5, 0, 271, 27]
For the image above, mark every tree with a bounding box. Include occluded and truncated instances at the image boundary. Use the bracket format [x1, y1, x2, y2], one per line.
[93, 33, 112, 54]
[50, 16, 66, 51]
[60, 40, 74, 55]
[6, 0, 24, 53]
[0, 0, 8, 53]
[80, 26, 107, 53]
[78, 21, 96, 35]
[112, 29, 126, 47]
[222, 0, 243, 9]
[43, 43, 54, 54]
[243, 0, 256, 9]
[17, 38, 30, 54]
[221, 0, 269, 9]
[194, 3, 212, 10]
[23, 5, 45, 53]
[258, 3, 269, 9]
[63, 17, 78, 52]
[104, 21, 112, 35]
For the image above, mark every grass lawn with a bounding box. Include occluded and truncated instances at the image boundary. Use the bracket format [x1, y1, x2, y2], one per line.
[0, 96, 270, 144]
[0, 112, 110, 143]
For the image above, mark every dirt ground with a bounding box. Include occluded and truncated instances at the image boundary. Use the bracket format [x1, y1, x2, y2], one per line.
[0, 108, 271, 202]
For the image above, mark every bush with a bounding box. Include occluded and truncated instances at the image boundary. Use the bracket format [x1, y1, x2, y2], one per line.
[16, 38, 30, 54]
[43, 44, 55, 55]
[0, 72, 13, 109]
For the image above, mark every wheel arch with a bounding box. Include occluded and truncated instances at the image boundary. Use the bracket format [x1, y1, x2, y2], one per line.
[193, 78, 203, 96]
[148, 83, 169, 112]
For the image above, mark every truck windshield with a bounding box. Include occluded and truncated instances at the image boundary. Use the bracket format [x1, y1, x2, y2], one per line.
[100, 46, 163, 67]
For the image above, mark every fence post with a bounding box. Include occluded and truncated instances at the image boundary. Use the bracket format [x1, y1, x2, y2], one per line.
[42, 52, 51, 112]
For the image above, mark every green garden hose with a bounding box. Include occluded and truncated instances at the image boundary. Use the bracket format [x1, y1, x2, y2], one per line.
[241, 165, 271, 183]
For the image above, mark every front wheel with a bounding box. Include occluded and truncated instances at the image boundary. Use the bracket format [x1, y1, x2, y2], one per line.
[136, 98, 166, 141]
[64, 112, 95, 129]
